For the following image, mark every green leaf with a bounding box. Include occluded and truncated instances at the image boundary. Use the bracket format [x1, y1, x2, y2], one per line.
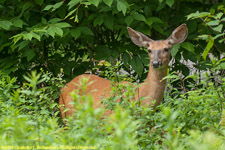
[131, 55, 143, 77]
[78, 27, 94, 36]
[12, 19, 23, 28]
[214, 62, 225, 70]
[146, 17, 163, 26]
[125, 16, 133, 26]
[103, 0, 113, 7]
[213, 33, 225, 40]
[171, 44, 180, 57]
[90, 0, 100, 7]
[166, 0, 174, 7]
[68, 0, 80, 10]
[31, 32, 41, 41]
[47, 27, 55, 38]
[122, 52, 130, 65]
[65, 8, 76, 19]
[181, 42, 195, 53]
[24, 49, 35, 62]
[54, 27, 63, 36]
[23, 33, 33, 41]
[48, 18, 62, 24]
[41, 17, 47, 24]
[117, 0, 127, 15]
[212, 24, 223, 32]
[133, 13, 146, 22]
[187, 11, 211, 20]
[70, 29, 81, 39]
[52, 1, 64, 12]
[55, 22, 71, 28]
[0, 20, 12, 30]
[215, 12, 223, 19]
[17, 41, 30, 51]
[43, 5, 53, 11]
[207, 20, 219, 26]
[203, 36, 214, 60]
[94, 16, 104, 27]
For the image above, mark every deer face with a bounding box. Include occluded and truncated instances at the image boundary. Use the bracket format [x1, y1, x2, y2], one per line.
[147, 40, 172, 69]
[127, 24, 188, 69]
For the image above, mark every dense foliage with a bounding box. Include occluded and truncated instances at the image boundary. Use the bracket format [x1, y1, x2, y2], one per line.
[0, 0, 224, 149]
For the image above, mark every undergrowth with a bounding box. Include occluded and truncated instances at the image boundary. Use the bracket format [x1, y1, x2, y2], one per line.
[0, 62, 224, 149]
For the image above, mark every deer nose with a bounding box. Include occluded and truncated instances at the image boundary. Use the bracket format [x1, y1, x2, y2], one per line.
[152, 61, 162, 68]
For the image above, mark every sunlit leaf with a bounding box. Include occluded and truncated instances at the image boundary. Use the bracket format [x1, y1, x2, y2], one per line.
[103, 0, 113, 7]
[117, 0, 127, 15]
[203, 36, 214, 60]
[0, 20, 12, 30]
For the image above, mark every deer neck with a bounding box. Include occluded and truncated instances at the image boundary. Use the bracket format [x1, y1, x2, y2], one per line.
[138, 63, 168, 106]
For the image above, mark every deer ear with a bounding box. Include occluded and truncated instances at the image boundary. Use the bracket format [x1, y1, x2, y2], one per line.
[127, 27, 153, 48]
[168, 24, 188, 45]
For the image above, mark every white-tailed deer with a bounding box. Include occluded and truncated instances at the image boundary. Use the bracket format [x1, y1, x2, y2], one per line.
[59, 24, 188, 119]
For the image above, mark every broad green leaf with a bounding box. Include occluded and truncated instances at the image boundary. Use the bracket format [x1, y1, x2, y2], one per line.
[0, 20, 12, 30]
[47, 27, 55, 38]
[52, 1, 64, 11]
[139, 53, 149, 65]
[125, 16, 133, 26]
[23, 33, 33, 41]
[207, 20, 219, 26]
[212, 24, 223, 32]
[41, 17, 47, 24]
[55, 22, 71, 28]
[181, 42, 195, 53]
[70, 29, 81, 39]
[31, 32, 41, 41]
[133, 13, 146, 22]
[166, 0, 174, 7]
[43, 5, 53, 11]
[122, 52, 130, 65]
[146, 17, 163, 25]
[94, 16, 104, 27]
[103, 0, 113, 7]
[214, 62, 225, 70]
[171, 44, 180, 57]
[198, 34, 210, 40]
[187, 11, 211, 20]
[131, 55, 143, 77]
[68, 0, 80, 10]
[153, 25, 164, 34]
[12, 34, 23, 44]
[117, 0, 127, 15]
[78, 27, 94, 36]
[215, 12, 223, 19]
[54, 27, 63, 36]
[213, 33, 225, 40]
[203, 36, 214, 60]
[90, 0, 100, 7]
[13, 19, 23, 28]
[48, 18, 62, 24]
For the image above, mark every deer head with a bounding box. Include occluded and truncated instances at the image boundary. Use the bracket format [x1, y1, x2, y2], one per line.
[127, 24, 188, 69]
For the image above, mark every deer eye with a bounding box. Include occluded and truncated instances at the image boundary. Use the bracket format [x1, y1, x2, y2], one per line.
[148, 49, 152, 53]
[164, 48, 169, 52]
